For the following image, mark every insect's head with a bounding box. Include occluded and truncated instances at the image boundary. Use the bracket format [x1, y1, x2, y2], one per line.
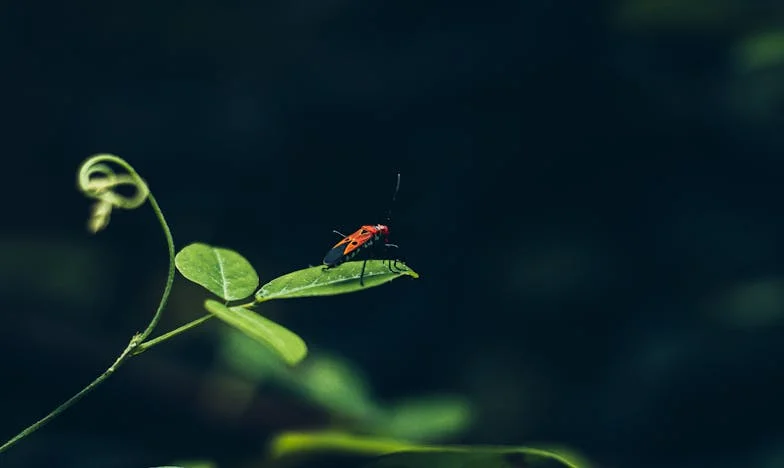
[376, 224, 390, 237]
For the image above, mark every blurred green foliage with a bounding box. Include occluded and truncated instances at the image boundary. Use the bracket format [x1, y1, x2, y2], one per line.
[735, 31, 784, 72]
[0, 238, 111, 309]
[218, 328, 471, 443]
[615, 0, 750, 31]
[266, 431, 591, 468]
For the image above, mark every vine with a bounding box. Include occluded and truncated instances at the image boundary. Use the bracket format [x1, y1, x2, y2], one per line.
[1, 154, 176, 453]
[0, 154, 417, 454]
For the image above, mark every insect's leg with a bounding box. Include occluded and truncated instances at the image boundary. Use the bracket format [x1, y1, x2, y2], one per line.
[360, 259, 368, 286]
[333, 230, 348, 238]
[382, 244, 402, 272]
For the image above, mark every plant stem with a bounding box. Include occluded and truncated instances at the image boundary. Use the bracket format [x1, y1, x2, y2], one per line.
[134, 314, 213, 355]
[0, 336, 139, 453]
[0, 187, 177, 454]
[136, 193, 176, 342]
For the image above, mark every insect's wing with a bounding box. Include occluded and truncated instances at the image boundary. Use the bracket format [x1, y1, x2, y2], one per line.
[322, 228, 375, 265]
[341, 229, 375, 255]
[323, 238, 351, 265]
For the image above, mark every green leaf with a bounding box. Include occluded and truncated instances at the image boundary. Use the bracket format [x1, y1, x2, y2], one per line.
[153, 463, 216, 468]
[268, 431, 591, 468]
[218, 328, 292, 383]
[270, 431, 414, 458]
[204, 299, 307, 366]
[736, 31, 784, 71]
[175, 243, 259, 301]
[255, 260, 419, 302]
[169, 462, 217, 468]
[301, 355, 378, 419]
[366, 450, 583, 468]
[380, 396, 472, 441]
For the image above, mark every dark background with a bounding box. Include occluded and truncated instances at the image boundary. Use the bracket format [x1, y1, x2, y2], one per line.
[3, 1, 784, 467]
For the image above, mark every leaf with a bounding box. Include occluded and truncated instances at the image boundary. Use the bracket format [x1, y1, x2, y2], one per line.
[380, 396, 472, 441]
[169, 461, 217, 468]
[175, 243, 259, 301]
[270, 431, 414, 458]
[218, 328, 292, 383]
[268, 431, 591, 468]
[153, 463, 216, 468]
[204, 299, 307, 366]
[736, 30, 784, 72]
[367, 450, 583, 468]
[255, 260, 419, 302]
[301, 355, 378, 419]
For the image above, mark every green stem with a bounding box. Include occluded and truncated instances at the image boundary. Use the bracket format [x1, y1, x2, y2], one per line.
[134, 314, 213, 355]
[0, 184, 176, 454]
[0, 337, 140, 453]
[136, 194, 176, 342]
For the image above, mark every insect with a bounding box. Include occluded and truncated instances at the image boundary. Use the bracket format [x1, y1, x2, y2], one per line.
[322, 173, 404, 285]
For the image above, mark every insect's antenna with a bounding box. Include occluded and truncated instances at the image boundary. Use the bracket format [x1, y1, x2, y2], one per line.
[385, 172, 401, 224]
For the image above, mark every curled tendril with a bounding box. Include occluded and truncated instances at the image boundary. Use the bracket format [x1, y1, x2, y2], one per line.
[77, 154, 150, 233]
[0, 153, 176, 454]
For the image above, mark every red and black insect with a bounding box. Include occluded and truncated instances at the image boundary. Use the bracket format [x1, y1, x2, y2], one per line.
[322, 173, 404, 285]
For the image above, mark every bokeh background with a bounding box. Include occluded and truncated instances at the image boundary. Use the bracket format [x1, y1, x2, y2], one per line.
[3, 0, 784, 467]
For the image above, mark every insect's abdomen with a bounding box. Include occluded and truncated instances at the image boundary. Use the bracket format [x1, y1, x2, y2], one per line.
[322, 233, 382, 267]
[322, 246, 346, 267]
